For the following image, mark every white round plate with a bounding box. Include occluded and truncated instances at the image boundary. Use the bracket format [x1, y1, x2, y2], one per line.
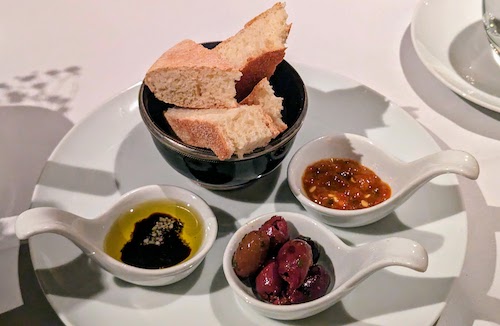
[412, 0, 500, 113]
[29, 64, 467, 326]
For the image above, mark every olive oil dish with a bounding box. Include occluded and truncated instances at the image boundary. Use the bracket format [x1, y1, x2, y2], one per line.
[15, 185, 218, 286]
[104, 199, 203, 270]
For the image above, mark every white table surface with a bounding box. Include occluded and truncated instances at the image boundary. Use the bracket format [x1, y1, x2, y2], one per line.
[0, 0, 499, 325]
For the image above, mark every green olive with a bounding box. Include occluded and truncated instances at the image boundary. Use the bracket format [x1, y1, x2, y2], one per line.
[232, 231, 270, 278]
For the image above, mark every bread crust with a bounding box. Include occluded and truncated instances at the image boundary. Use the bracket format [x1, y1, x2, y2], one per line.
[146, 39, 236, 73]
[164, 103, 281, 160]
[214, 2, 291, 100]
[165, 111, 234, 160]
[236, 48, 285, 101]
[245, 2, 286, 28]
[145, 40, 241, 109]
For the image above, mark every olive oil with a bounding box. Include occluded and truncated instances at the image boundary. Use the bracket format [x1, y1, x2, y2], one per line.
[104, 199, 203, 268]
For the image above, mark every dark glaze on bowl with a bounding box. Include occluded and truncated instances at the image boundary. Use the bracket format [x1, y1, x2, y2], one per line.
[139, 42, 308, 190]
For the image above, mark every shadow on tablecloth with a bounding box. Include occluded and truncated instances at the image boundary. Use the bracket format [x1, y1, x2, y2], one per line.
[401, 26, 500, 324]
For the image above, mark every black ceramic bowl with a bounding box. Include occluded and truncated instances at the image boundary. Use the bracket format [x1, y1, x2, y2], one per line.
[139, 42, 307, 190]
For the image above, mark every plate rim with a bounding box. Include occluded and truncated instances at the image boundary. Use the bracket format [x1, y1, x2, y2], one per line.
[411, 0, 500, 113]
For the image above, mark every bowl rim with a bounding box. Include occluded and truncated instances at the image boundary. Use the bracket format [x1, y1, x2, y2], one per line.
[138, 59, 308, 162]
[102, 184, 218, 276]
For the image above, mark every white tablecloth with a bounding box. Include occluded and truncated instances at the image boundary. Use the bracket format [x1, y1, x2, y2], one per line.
[1, 0, 499, 325]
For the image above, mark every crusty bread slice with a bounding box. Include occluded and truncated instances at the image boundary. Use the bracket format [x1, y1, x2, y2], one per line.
[145, 39, 242, 109]
[164, 76, 286, 160]
[214, 2, 291, 101]
[241, 78, 287, 134]
[165, 105, 277, 160]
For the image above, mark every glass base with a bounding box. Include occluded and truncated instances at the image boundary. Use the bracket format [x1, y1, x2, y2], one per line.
[490, 44, 500, 66]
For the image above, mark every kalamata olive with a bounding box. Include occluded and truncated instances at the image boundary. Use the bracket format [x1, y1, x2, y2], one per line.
[277, 239, 313, 291]
[255, 259, 283, 301]
[259, 215, 289, 250]
[285, 288, 306, 304]
[287, 264, 331, 304]
[232, 230, 270, 278]
[296, 235, 320, 264]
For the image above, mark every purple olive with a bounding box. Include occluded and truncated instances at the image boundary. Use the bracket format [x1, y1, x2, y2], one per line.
[232, 230, 270, 278]
[285, 288, 306, 304]
[255, 259, 283, 301]
[277, 239, 313, 291]
[259, 215, 289, 250]
[287, 264, 331, 304]
[302, 265, 331, 300]
[296, 235, 320, 264]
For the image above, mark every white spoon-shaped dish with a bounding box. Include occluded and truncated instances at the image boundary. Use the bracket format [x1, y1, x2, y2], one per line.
[288, 133, 480, 227]
[15, 184, 218, 286]
[223, 211, 428, 320]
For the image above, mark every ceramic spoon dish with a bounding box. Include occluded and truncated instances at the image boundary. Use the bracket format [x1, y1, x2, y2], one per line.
[288, 133, 480, 227]
[15, 184, 218, 286]
[223, 211, 428, 320]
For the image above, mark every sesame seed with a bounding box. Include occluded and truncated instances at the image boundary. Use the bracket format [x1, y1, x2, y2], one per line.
[139, 214, 185, 246]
